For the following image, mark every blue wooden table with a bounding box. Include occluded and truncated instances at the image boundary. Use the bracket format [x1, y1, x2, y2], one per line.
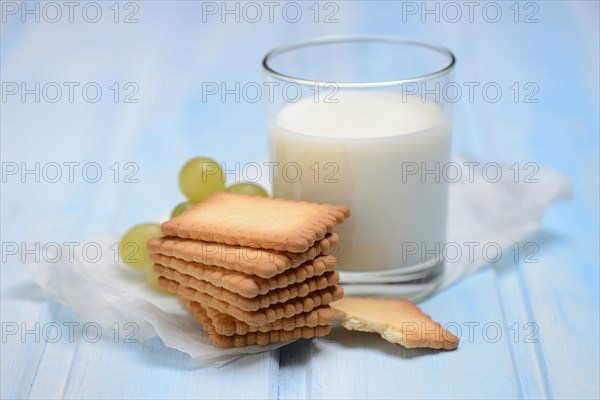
[1, 1, 598, 398]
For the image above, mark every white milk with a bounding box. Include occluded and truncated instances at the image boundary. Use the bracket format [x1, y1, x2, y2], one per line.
[268, 91, 451, 271]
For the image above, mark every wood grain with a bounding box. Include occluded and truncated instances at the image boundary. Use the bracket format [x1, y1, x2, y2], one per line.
[1, 1, 598, 399]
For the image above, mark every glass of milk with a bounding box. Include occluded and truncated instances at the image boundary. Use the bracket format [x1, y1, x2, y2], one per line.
[262, 36, 455, 298]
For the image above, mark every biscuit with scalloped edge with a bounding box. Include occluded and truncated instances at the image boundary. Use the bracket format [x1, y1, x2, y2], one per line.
[331, 297, 459, 350]
[203, 305, 336, 336]
[159, 276, 343, 326]
[161, 191, 349, 253]
[180, 298, 332, 348]
[150, 253, 337, 298]
[148, 232, 338, 278]
[155, 263, 339, 312]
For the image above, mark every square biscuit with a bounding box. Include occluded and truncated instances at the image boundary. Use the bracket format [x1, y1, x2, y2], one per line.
[148, 232, 338, 278]
[204, 306, 336, 336]
[150, 253, 337, 298]
[159, 277, 344, 326]
[180, 298, 332, 348]
[155, 263, 340, 312]
[161, 191, 350, 253]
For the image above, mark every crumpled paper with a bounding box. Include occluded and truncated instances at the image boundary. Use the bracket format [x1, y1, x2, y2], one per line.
[23, 159, 571, 367]
[340, 160, 572, 297]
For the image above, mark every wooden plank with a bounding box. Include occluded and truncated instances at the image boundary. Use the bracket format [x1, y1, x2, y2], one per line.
[492, 258, 550, 399]
[277, 340, 312, 399]
[1, 1, 598, 398]
[479, 3, 600, 398]
[0, 271, 50, 399]
[61, 338, 279, 399]
[296, 270, 520, 399]
[519, 225, 599, 399]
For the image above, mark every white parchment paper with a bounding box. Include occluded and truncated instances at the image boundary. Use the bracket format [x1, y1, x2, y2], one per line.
[23, 160, 571, 367]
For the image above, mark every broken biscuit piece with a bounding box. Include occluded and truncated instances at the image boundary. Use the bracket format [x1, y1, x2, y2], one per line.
[331, 296, 459, 350]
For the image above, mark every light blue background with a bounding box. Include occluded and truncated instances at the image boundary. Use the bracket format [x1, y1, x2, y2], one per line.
[1, 1, 598, 398]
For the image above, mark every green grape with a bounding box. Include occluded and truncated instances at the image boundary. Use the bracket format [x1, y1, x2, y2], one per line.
[171, 201, 194, 218]
[179, 157, 225, 203]
[144, 263, 171, 294]
[119, 223, 162, 269]
[226, 183, 269, 197]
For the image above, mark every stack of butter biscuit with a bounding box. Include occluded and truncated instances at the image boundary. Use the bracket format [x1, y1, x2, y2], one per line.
[148, 191, 349, 348]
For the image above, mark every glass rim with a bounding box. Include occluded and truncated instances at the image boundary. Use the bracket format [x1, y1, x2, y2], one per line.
[262, 35, 456, 89]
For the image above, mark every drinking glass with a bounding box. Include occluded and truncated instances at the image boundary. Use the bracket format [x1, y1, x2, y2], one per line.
[262, 36, 455, 299]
